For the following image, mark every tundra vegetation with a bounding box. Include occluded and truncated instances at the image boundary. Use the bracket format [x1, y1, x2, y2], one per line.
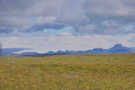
[0, 53, 135, 90]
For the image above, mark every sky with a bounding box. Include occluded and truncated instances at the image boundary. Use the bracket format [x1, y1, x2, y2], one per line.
[0, 0, 135, 53]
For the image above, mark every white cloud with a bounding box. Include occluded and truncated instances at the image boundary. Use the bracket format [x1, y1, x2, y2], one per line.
[0, 0, 88, 30]
[0, 0, 135, 50]
[0, 0, 135, 35]
[0, 34, 134, 53]
[85, 0, 135, 17]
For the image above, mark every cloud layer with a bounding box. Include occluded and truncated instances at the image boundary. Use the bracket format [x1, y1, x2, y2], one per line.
[1, 0, 135, 35]
[0, 33, 135, 53]
[0, 0, 135, 51]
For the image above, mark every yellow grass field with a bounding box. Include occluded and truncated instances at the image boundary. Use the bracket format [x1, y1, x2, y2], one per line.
[0, 53, 135, 90]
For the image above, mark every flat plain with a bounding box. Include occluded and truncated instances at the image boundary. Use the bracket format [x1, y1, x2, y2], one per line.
[0, 53, 135, 90]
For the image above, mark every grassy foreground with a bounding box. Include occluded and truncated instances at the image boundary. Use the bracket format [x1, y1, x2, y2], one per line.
[0, 53, 135, 90]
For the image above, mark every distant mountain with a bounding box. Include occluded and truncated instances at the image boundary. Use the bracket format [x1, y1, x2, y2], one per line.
[21, 52, 40, 56]
[111, 44, 126, 49]
[2, 48, 32, 54]
[2, 44, 135, 57]
[44, 44, 135, 55]
[107, 44, 131, 53]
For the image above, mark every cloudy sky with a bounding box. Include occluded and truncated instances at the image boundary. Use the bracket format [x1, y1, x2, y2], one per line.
[0, 0, 135, 53]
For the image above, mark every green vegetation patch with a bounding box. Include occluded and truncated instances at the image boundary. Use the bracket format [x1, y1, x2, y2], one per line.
[0, 53, 135, 90]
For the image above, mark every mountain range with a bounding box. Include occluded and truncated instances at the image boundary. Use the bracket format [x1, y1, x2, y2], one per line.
[44, 44, 135, 55]
[19, 44, 135, 56]
[1, 44, 135, 57]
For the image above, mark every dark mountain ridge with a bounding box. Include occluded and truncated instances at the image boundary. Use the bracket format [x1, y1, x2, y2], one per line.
[1, 44, 135, 57]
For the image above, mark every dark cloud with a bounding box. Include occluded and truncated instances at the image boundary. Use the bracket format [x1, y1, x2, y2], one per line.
[0, 0, 135, 35]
